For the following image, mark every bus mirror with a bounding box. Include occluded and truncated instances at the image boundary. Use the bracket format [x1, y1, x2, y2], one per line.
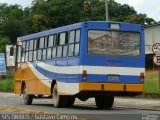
[6, 45, 16, 67]
[10, 47, 14, 56]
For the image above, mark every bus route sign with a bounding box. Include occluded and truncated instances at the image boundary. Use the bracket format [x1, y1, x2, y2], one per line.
[0, 53, 6, 75]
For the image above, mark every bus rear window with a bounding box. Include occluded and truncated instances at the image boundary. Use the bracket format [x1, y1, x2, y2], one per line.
[88, 30, 140, 56]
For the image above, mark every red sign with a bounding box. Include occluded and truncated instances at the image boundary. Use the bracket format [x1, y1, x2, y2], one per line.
[153, 54, 160, 66]
[152, 43, 160, 66]
[152, 43, 160, 54]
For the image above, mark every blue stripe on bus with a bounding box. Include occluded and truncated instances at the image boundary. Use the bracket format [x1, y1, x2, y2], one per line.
[35, 64, 141, 84]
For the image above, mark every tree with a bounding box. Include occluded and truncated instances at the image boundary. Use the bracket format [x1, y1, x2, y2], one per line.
[3, 18, 27, 44]
[125, 14, 157, 25]
[32, 14, 48, 32]
[0, 36, 11, 52]
[31, 0, 46, 14]
[0, 0, 158, 47]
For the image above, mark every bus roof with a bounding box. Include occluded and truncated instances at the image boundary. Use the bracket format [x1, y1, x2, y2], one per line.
[18, 21, 142, 41]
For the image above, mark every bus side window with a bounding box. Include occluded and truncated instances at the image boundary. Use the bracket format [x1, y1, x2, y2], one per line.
[68, 44, 74, 56]
[42, 49, 46, 60]
[25, 52, 28, 62]
[33, 39, 37, 61]
[48, 35, 54, 47]
[17, 46, 22, 63]
[68, 31, 75, 56]
[44, 36, 48, 48]
[28, 40, 34, 62]
[74, 43, 79, 56]
[28, 51, 33, 61]
[54, 34, 57, 46]
[37, 49, 42, 60]
[63, 45, 68, 57]
[52, 47, 57, 58]
[60, 33, 66, 45]
[26, 41, 29, 51]
[74, 30, 80, 56]
[69, 31, 75, 43]
[29, 40, 34, 50]
[25, 41, 29, 62]
[39, 37, 44, 48]
[21, 41, 26, 62]
[47, 48, 52, 59]
[63, 32, 68, 57]
[57, 46, 62, 58]
[34, 39, 37, 50]
[75, 30, 80, 42]
[57, 32, 68, 58]
[68, 30, 80, 56]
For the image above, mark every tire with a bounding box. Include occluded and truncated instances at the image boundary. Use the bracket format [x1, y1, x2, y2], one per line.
[52, 83, 64, 108]
[23, 84, 33, 105]
[65, 96, 75, 107]
[95, 96, 114, 109]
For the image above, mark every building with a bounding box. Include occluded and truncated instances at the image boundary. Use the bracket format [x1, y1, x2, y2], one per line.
[145, 24, 160, 54]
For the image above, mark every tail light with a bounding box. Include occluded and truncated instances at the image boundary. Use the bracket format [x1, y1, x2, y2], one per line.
[83, 70, 87, 80]
[140, 72, 145, 82]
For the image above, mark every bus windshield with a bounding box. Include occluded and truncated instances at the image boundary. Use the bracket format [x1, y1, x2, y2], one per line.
[88, 30, 140, 56]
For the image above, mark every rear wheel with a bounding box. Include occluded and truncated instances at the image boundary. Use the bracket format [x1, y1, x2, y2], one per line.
[52, 84, 64, 107]
[23, 84, 33, 105]
[52, 83, 75, 108]
[95, 96, 114, 109]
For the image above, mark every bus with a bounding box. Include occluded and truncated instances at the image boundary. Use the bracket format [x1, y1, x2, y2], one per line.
[10, 21, 145, 109]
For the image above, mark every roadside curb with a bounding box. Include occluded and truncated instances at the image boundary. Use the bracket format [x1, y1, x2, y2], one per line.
[136, 93, 160, 99]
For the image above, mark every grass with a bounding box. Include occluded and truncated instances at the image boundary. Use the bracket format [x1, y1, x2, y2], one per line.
[0, 77, 14, 92]
[144, 70, 160, 93]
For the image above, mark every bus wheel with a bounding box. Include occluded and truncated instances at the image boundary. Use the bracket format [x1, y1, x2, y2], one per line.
[23, 84, 33, 105]
[95, 96, 114, 109]
[52, 83, 64, 108]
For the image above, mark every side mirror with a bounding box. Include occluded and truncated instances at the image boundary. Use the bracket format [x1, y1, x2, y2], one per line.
[10, 47, 14, 56]
[6, 45, 16, 67]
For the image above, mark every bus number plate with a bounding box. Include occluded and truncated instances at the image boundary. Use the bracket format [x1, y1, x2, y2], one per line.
[108, 75, 119, 81]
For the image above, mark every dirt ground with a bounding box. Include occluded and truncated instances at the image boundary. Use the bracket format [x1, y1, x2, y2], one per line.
[145, 70, 159, 75]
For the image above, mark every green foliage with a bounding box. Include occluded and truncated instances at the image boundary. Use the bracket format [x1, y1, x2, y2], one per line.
[32, 14, 48, 32]
[145, 71, 159, 93]
[0, 77, 14, 92]
[0, 0, 159, 48]
[0, 36, 11, 52]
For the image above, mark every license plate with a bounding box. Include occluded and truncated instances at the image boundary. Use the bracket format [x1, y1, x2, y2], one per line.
[108, 75, 120, 81]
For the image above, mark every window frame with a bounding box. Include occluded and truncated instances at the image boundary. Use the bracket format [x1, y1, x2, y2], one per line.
[19, 29, 80, 62]
[87, 29, 141, 57]
[68, 29, 80, 57]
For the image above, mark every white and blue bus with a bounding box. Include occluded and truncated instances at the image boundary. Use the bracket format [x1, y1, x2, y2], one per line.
[13, 21, 145, 109]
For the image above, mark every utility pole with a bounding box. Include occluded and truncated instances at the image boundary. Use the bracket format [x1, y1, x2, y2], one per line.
[105, 0, 109, 21]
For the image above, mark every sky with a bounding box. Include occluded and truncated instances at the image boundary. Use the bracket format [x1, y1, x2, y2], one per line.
[0, 0, 160, 21]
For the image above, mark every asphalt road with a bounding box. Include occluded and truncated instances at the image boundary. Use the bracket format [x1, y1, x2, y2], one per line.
[0, 93, 160, 120]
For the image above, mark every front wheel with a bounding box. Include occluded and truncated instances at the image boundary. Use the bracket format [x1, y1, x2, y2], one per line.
[95, 96, 114, 109]
[23, 84, 33, 105]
